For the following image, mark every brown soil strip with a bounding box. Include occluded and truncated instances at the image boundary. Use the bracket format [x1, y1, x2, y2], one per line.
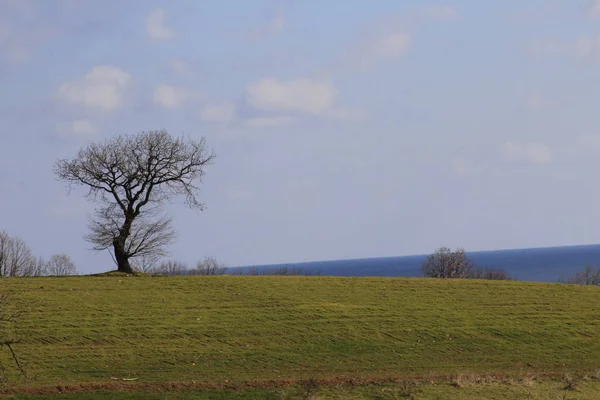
[0, 371, 572, 397]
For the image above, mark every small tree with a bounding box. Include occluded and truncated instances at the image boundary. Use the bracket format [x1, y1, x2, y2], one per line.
[54, 130, 215, 274]
[193, 257, 228, 275]
[566, 266, 600, 285]
[155, 260, 189, 276]
[0, 232, 43, 277]
[421, 247, 474, 279]
[44, 254, 77, 276]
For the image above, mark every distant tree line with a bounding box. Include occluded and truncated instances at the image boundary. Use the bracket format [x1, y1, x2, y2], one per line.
[0, 231, 77, 277]
[143, 257, 229, 276]
[421, 247, 511, 280]
[231, 266, 321, 276]
[143, 258, 320, 277]
[563, 265, 600, 286]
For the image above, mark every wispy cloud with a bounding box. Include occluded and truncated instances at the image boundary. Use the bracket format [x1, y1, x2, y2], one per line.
[153, 84, 189, 109]
[56, 66, 132, 111]
[244, 78, 338, 115]
[200, 103, 236, 123]
[146, 8, 175, 40]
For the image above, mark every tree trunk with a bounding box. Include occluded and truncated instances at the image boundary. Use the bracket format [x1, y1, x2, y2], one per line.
[113, 238, 133, 274]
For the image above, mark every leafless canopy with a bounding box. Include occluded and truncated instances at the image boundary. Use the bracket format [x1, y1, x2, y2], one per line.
[0, 231, 44, 277]
[54, 130, 215, 273]
[155, 260, 189, 276]
[44, 254, 77, 276]
[421, 247, 474, 279]
[85, 204, 176, 262]
[193, 257, 228, 276]
[567, 265, 600, 285]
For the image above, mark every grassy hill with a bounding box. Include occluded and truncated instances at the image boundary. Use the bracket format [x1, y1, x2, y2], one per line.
[1, 276, 599, 398]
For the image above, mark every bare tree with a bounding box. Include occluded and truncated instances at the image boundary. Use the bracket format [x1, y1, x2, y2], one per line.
[0, 232, 40, 277]
[566, 265, 600, 285]
[54, 130, 215, 274]
[193, 257, 228, 275]
[155, 260, 189, 276]
[44, 254, 77, 276]
[28, 257, 46, 277]
[85, 204, 176, 269]
[421, 247, 474, 279]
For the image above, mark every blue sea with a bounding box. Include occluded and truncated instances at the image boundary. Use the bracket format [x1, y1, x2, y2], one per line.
[232, 244, 600, 282]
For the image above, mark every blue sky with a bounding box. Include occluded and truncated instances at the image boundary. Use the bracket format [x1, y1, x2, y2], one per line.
[1, 0, 600, 273]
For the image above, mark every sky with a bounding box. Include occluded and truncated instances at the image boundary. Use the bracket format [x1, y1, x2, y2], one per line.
[2, 0, 600, 274]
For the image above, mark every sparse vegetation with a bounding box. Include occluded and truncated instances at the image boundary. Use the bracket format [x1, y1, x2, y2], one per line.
[422, 247, 474, 278]
[0, 231, 76, 277]
[154, 260, 189, 276]
[44, 254, 77, 276]
[192, 257, 228, 276]
[422, 247, 510, 280]
[566, 265, 600, 285]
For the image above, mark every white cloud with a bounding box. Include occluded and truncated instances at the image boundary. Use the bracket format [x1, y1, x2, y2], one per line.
[588, 0, 600, 18]
[419, 5, 459, 20]
[244, 116, 295, 128]
[57, 66, 132, 111]
[245, 78, 338, 115]
[153, 84, 188, 109]
[146, 9, 175, 40]
[501, 141, 552, 165]
[201, 103, 236, 122]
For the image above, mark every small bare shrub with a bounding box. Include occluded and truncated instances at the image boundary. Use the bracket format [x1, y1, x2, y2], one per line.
[155, 260, 189, 276]
[192, 257, 228, 276]
[44, 254, 77, 276]
[566, 265, 600, 285]
[450, 375, 465, 388]
[562, 373, 579, 392]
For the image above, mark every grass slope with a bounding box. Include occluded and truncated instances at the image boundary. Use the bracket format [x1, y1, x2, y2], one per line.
[0, 276, 599, 395]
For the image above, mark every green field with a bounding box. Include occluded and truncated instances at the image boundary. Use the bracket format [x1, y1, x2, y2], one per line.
[0, 275, 599, 398]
